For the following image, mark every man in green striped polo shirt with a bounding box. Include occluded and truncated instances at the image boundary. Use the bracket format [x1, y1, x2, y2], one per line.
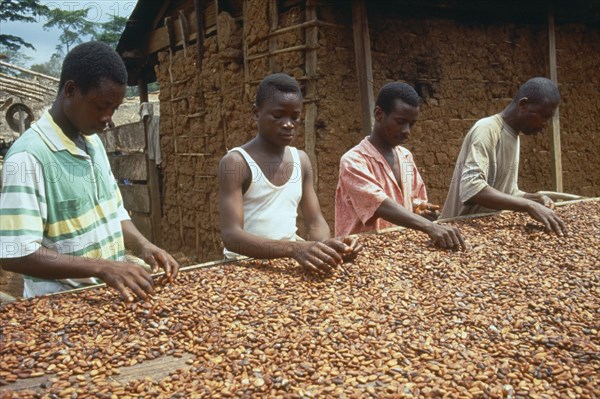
[0, 42, 179, 301]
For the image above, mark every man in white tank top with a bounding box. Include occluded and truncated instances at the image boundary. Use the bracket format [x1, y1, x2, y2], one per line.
[218, 73, 361, 275]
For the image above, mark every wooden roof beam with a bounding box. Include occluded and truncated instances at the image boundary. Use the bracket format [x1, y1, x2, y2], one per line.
[148, 10, 199, 55]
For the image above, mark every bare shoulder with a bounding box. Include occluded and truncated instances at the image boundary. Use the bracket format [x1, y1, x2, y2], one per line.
[218, 150, 250, 184]
[220, 149, 245, 165]
[295, 148, 312, 169]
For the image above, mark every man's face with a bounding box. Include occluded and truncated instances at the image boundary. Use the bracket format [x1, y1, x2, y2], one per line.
[253, 91, 302, 147]
[375, 99, 419, 147]
[64, 78, 125, 136]
[518, 98, 558, 136]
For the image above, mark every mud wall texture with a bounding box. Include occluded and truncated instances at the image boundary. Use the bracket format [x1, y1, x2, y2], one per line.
[154, 1, 599, 263]
[313, 4, 362, 229]
[155, 10, 250, 262]
[555, 25, 600, 197]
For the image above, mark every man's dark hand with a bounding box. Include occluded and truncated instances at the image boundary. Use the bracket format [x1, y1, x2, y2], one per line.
[138, 243, 180, 283]
[339, 236, 363, 262]
[292, 240, 346, 275]
[97, 263, 156, 302]
[526, 193, 556, 210]
[526, 201, 567, 236]
[425, 223, 466, 251]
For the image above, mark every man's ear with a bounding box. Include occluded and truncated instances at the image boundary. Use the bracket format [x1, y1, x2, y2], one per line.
[374, 105, 384, 121]
[62, 81, 78, 99]
[517, 97, 529, 109]
[251, 103, 259, 121]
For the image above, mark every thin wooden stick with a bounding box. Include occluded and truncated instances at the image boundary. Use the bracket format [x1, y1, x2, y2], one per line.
[0, 73, 56, 93]
[0, 60, 59, 82]
[304, 3, 319, 186]
[246, 44, 314, 61]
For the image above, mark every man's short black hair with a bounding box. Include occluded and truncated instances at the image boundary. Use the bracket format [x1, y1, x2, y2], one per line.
[58, 41, 128, 94]
[515, 77, 560, 105]
[376, 82, 420, 114]
[255, 73, 302, 107]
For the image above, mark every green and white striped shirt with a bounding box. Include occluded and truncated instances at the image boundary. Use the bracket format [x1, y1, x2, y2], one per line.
[0, 111, 130, 297]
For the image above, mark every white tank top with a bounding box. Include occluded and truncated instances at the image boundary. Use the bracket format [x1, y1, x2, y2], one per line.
[223, 146, 303, 258]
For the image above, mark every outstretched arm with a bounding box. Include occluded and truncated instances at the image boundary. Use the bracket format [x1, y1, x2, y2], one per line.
[375, 199, 465, 250]
[298, 151, 331, 241]
[0, 150, 159, 301]
[470, 186, 567, 236]
[298, 151, 362, 261]
[1, 248, 160, 302]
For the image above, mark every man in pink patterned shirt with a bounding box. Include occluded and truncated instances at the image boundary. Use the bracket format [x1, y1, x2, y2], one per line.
[335, 83, 465, 250]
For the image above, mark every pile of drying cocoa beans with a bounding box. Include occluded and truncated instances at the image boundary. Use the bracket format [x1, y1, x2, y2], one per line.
[1, 200, 598, 398]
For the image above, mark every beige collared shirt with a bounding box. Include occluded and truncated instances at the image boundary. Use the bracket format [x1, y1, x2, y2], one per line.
[441, 114, 525, 219]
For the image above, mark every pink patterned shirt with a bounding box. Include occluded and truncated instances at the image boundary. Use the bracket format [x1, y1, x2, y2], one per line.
[335, 137, 428, 236]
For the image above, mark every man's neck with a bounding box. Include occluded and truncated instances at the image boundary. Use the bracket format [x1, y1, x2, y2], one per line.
[499, 104, 521, 134]
[49, 102, 80, 142]
[250, 135, 287, 158]
[368, 131, 393, 155]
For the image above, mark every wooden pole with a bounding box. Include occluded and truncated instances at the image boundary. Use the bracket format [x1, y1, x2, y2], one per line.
[164, 16, 177, 54]
[246, 44, 311, 61]
[18, 109, 26, 133]
[144, 109, 162, 246]
[268, 0, 279, 72]
[0, 87, 44, 102]
[242, 0, 251, 99]
[305, 2, 319, 186]
[0, 73, 56, 94]
[178, 9, 190, 56]
[138, 77, 149, 103]
[194, 0, 205, 70]
[548, 6, 563, 192]
[138, 76, 160, 243]
[352, 0, 374, 135]
[0, 80, 48, 101]
[165, 16, 185, 244]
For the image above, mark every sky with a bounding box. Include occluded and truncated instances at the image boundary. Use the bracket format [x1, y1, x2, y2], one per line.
[2, 1, 138, 68]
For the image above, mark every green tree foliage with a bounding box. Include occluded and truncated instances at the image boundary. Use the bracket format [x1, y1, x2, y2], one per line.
[0, 50, 32, 78]
[93, 14, 128, 49]
[0, 0, 48, 52]
[0, 50, 32, 68]
[30, 47, 64, 78]
[43, 8, 97, 53]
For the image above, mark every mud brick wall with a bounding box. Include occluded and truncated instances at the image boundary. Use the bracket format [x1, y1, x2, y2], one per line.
[156, 10, 250, 262]
[555, 25, 600, 198]
[313, 4, 362, 227]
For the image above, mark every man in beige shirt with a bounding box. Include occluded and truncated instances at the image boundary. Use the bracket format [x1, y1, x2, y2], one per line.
[441, 77, 567, 236]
